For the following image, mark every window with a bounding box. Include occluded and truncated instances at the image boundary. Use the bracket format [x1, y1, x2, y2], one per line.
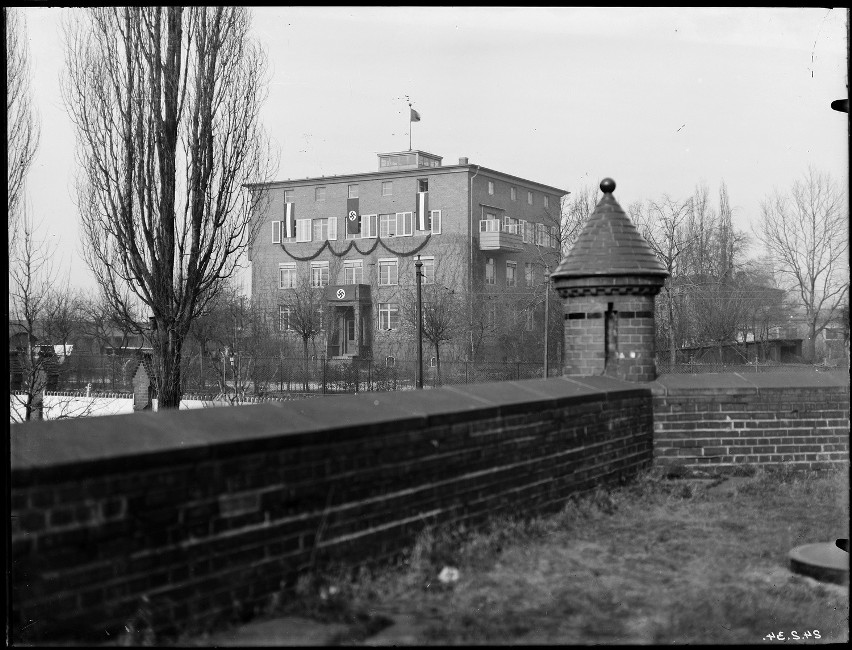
[378, 258, 398, 286]
[543, 195, 549, 209]
[511, 186, 517, 201]
[379, 303, 399, 330]
[272, 220, 281, 244]
[312, 218, 328, 242]
[485, 258, 495, 285]
[487, 304, 497, 329]
[506, 261, 517, 287]
[430, 210, 442, 234]
[429, 357, 437, 368]
[296, 219, 312, 243]
[279, 263, 297, 289]
[284, 190, 294, 203]
[503, 216, 519, 234]
[397, 212, 413, 236]
[385, 356, 395, 367]
[348, 184, 358, 199]
[527, 191, 533, 205]
[380, 213, 397, 238]
[344, 259, 363, 284]
[380, 213, 412, 237]
[418, 179, 428, 192]
[525, 262, 534, 287]
[310, 261, 329, 288]
[362, 214, 378, 239]
[488, 180, 495, 195]
[419, 256, 435, 284]
[550, 225, 558, 248]
[535, 222, 547, 246]
[382, 181, 393, 196]
[315, 186, 326, 201]
[520, 220, 528, 243]
[279, 305, 293, 332]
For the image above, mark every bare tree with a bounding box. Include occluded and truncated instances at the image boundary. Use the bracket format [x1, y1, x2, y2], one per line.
[6, 7, 41, 248]
[63, 7, 277, 408]
[9, 217, 103, 422]
[631, 196, 694, 364]
[282, 279, 325, 391]
[399, 261, 463, 385]
[755, 167, 849, 361]
[42, 282, 84, 356]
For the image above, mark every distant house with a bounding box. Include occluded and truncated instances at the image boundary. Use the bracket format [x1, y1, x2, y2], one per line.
[664, 338, 804, 365]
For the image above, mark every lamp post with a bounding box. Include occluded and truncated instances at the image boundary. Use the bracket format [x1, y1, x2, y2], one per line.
[543, 268, 550, 378]
[415, 254, 424, 389]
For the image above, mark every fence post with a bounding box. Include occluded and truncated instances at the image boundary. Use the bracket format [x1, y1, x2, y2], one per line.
[322, 357, 327, 395]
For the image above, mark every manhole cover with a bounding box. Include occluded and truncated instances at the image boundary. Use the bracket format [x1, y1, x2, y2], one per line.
[789, 542, 849, 585]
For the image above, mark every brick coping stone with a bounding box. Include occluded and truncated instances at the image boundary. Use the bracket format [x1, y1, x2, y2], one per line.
[11, 375, 644, 480]
[650, 370, 849, 394]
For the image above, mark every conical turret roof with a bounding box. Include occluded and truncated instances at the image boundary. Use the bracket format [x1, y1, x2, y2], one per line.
[551, 178, 668, 280]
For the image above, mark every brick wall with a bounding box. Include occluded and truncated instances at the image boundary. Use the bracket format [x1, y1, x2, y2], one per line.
[11, 375, 652, 643]
[651, 372, 849, 471]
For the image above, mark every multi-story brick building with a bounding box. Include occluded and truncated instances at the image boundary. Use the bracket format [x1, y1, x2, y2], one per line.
[247, 150, 569, 364]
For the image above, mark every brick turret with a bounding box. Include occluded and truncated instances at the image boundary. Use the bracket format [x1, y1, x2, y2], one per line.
[550, 178, 669, 381]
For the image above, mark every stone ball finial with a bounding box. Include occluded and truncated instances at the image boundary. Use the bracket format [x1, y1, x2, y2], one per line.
[600, 178, 616, 194]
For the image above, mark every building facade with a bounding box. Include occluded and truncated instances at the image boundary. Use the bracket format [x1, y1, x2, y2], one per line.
[248, 150, 569, 364]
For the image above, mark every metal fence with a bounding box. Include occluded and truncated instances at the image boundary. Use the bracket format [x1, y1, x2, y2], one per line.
[15, 352, 846, 399]
[181, 357, 553, 396]
[13, 353, 554, 397]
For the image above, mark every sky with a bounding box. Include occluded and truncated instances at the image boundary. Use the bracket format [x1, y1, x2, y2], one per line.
[16, 6, 850, 293]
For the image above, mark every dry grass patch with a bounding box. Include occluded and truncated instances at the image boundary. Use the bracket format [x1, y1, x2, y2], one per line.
[341, 466, 848, 645]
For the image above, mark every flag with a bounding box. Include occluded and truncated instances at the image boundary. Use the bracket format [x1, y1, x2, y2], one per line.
[284, 202, 296, 238]
[416, 191, 430, 231]
[410, 108, 421, 122]
[346, 198, 360, 234]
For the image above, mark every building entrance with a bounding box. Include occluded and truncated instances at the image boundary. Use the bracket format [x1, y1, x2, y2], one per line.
[324, 284, 372, 359]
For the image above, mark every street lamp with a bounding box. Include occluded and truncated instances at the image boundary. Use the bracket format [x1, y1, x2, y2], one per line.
[543, 268, 550, 378]
[415, 254, 424, 389]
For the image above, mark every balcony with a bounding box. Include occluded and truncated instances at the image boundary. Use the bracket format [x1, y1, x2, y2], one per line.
[479, 219, 523, 252]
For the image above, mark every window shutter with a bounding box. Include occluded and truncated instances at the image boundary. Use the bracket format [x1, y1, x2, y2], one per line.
[431, 210, 441, 234]
[272, 220, 281, 244]
[328, 217, 337, 240]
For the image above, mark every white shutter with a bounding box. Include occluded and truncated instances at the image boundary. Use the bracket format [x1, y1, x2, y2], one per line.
[520, 220, 527, 243]
[328, 217, 337, 240]
[431, 210, 441, 234]
[272, 220, 281, 244]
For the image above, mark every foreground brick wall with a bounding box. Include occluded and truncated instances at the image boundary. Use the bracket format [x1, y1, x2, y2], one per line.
[651, 372, 849, 471]
[11, 376, 652, 643]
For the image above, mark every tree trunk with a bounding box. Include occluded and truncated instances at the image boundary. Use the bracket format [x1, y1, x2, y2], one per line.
[302, 337, 309, 391]
[667, 289, 677, 366]
[156, 329, 183, 409]
[803, 320, 817, 362]
[436, 344, 442, 386]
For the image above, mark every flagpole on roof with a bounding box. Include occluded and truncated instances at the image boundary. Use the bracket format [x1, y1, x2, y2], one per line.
[408, 101, 412, 151]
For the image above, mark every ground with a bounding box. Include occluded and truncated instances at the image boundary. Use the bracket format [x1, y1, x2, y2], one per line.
[168, 466, 849, 646]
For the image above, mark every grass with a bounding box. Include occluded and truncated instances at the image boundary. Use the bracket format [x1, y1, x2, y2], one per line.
[166, 465, 848, 645]
[319, 465, 849, 645]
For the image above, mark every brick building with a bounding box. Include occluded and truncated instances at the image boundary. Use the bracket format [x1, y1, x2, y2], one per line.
[247, 150, 569, 363]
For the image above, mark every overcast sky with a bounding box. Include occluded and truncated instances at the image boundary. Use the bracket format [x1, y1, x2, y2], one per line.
[17, 6, 849, 292]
